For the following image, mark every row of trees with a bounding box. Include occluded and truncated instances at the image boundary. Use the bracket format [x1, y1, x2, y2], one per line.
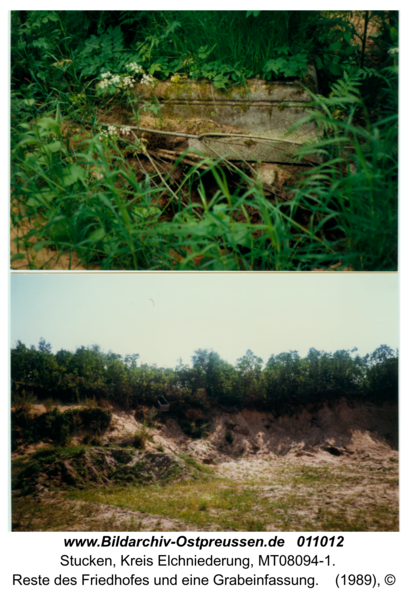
[11, 339, 398, 410]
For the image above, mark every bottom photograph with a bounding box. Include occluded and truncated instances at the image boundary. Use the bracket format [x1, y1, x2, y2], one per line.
[9, 273, 398, 532]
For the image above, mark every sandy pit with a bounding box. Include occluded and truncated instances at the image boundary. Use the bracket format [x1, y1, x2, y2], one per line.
[12, 398, 398, 532]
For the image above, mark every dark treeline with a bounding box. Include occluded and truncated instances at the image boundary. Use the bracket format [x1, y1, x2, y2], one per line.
[11, 339, 398, 412]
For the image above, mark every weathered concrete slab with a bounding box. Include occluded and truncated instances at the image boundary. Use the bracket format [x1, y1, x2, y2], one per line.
[188, 131, 314, 164]
[135, 67, 319, 164]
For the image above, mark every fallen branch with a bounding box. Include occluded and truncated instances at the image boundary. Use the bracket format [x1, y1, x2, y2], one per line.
[131, 131, 180, 204]
[151, 148, 207, 170]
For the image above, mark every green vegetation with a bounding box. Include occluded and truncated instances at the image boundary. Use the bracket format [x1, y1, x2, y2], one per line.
[12, 446, 213, 497]
[132, 424, 152, 450]
[12, 459, 398, 532]
[11, 339, 398, 415]
[11, 11, 398, 270]
[11, 403, 112, 450]
[128, 11, 315, 85]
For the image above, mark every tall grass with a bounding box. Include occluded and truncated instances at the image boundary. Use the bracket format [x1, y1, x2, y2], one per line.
[135, 11, 315, 76]
[11, 76, 397, 271]
[289, 66, 398, 271]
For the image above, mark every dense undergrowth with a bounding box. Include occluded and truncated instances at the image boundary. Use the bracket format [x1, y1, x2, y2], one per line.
[10, 11, 398, 270]
[12, 339, 398, 422]
[11, 404, 112, 450]
[12, 446, 208, 496]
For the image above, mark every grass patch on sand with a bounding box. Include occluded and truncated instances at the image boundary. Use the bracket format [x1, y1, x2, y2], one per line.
[11, 455, 398, 532]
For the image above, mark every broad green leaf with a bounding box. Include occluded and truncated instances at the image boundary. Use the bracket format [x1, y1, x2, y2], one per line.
[227, 223, 253, 248]
[38, 117, 61, 137]
[62, 164, 85, 186]
[88, 228, 106, 242]
[149, 63, 162, 75]
[213, 204, 228, 216]
[27, 197, 41, 208]
[44, 141, 62, 153]
[263, 57, 286, 74]
[48, 217, 70, 242]
[11, 253, 26, 262]
[28, 191, 56, 208]
[33, 241, 45, 252]
[133, 206, 161, 219]
[170, 58, 184, 72]
[22, 153, 43, 170]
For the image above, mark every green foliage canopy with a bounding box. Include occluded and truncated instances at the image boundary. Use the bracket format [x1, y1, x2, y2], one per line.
[11, 340, 398, 410]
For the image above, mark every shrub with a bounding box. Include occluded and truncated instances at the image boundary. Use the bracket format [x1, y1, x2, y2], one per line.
[11, 406, 112, 449]
[133, 431, 147, 450]
[144, 406, 158, 427]
[81, 434, 103, 446]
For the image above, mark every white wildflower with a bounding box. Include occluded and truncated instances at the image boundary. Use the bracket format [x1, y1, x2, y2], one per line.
[121, 76, 136, 89]
[140, 74, 154, 85]
[101, 72, 112, 78]
[99, 125, 117, 141]
[97, 79, 111, 89]
[126, 62, 144, 74]
[110, 75, 121, 84]
[120, 126, 132, 135]
[388, 47, 399, 55]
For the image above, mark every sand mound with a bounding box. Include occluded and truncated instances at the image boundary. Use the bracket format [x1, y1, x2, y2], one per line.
[136, 399, 397, 466]
[13, 398, 398, 492]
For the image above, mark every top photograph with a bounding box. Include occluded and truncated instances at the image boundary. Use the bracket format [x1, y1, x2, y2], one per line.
[10, 10, 398, 271]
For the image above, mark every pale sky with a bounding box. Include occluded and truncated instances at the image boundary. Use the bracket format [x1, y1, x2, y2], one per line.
[10, 273, 398, 367]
